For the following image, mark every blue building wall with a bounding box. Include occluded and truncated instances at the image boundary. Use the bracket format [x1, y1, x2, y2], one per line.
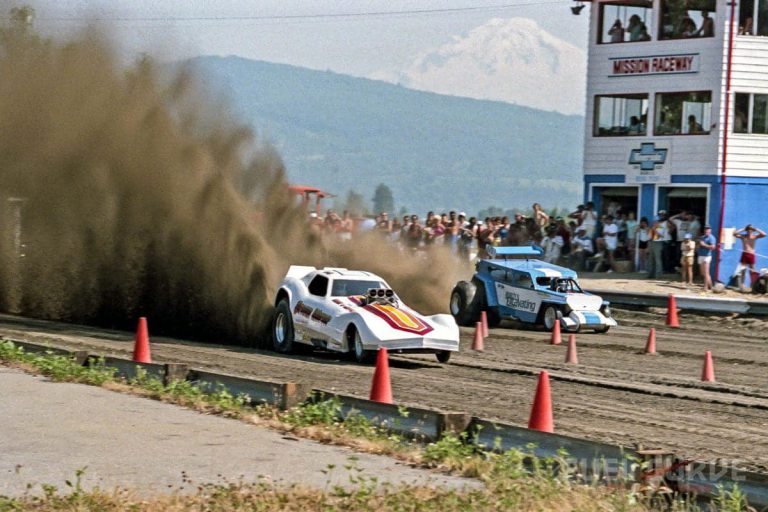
[640, 184, 655, 223]
[719, 177, 768, 283]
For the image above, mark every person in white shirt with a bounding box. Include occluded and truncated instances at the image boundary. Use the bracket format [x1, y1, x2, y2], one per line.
[568, 226, 594, 271]
[542, 226, 564, 264]
[596, 215, 619, 272]
[580, 201, 598, 238]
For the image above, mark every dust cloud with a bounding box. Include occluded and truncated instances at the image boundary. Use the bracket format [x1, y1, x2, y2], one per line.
[0, 18, 460, 347]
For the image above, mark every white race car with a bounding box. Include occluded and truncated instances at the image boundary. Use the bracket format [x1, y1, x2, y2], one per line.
[272, 266, 460, 363]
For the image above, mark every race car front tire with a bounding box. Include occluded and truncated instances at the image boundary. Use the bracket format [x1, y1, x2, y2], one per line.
[450, 280, 481, 326]
[436, 350, 451, 364]
[273, 300, 296, 354]
[541, 305, 563, 332]
[349, 327, 376, 364]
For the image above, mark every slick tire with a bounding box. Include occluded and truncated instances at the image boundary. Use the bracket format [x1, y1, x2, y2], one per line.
[541, 305, 563, 332]
[450, 280, 481, 327]
[273, 299, 296, 354]
[349, 327, 376, 364]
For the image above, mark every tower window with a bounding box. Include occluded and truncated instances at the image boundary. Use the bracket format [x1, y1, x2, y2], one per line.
[599, 1, 653, 44]
[594, 94, 649, 136]
[733, 93, 768, 134]
[655, 91, 712, 135]
[659, 0, 716, 39]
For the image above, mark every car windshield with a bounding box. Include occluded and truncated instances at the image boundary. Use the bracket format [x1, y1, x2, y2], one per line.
[331, 279, 386, 297]
[550, 278, 582, 293]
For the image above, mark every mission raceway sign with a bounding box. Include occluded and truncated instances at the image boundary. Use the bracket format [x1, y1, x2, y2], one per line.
[609, 53, 699, 77]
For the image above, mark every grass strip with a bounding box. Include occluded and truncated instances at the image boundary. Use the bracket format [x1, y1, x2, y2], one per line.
[0, 340, 750, 511]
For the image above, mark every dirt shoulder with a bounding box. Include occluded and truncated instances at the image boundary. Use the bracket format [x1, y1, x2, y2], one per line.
[579, 272, 768, 300]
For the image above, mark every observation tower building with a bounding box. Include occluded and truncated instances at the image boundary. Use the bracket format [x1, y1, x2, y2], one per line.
[579, 0, 768, 279]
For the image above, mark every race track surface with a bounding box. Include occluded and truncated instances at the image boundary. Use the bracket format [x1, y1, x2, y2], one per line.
[1, 310, 766, 472]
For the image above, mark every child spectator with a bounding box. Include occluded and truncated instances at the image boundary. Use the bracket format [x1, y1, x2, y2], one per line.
[635, 217, 651, 272]
[680, 233, 696, 285]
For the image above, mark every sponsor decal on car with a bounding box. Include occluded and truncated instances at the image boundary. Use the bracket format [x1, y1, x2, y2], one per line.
[332, 298, 356, 313]
[294, 301, 313, 318]
[311, 309, 332, 325]
[504, 291, 537, 312]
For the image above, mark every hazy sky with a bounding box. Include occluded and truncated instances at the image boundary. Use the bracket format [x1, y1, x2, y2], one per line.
[19, 0, 590, 78]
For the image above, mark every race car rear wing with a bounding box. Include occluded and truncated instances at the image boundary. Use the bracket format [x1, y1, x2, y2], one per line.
[285, 265, 317, 280]
[487, 246, 544, 259]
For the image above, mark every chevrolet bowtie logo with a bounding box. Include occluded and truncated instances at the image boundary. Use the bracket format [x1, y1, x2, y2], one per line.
[629, 143, 668, 171]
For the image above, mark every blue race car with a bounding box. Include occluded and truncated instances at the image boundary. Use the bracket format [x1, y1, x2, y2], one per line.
[450, 246, 617, 333]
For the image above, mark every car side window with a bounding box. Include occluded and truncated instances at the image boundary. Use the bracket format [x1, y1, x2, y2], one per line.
[308, 275, 329, 297]
[490, 269, 508, 281]
[516, 274, 533, 289]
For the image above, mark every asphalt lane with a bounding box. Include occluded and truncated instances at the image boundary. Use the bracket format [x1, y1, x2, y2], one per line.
[0, 367, 476, 497]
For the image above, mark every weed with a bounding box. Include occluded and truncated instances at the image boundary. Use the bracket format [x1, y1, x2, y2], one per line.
[713, 483, 750, 512]
[423, 432, 477, 468]
[0, 340, 114, 385]
[283, 394, 342, 428]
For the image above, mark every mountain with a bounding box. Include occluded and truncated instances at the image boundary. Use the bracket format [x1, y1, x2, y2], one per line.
[188, 56, 585, 214]
[370, 18, 587, 116]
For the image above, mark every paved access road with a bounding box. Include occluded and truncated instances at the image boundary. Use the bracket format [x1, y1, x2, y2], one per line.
[0, 367, 476, 497]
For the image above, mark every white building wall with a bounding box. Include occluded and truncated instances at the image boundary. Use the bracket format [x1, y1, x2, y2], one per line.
[584, 0, 729, 181]
[722, 37, 768, 177]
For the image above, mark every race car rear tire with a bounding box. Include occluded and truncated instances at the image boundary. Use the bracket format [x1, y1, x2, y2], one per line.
[349, 327, 376, 364]
[273, 300, 296, 354]
[450, 280, 481, 326]
[541, 305, 563, 332]
[436, 350, 451, 364]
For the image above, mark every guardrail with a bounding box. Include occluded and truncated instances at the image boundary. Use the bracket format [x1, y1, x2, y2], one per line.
[312, 389, 470, 441]
[588, 289, 768, 315]
[189, 369, 311, 410]
[5, 337, 767, 507]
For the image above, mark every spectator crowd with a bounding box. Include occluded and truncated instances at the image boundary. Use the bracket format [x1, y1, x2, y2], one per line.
[310, 202, 764, 292]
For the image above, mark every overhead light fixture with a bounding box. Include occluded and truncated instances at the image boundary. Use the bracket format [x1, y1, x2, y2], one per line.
[571, 2, 585, 15]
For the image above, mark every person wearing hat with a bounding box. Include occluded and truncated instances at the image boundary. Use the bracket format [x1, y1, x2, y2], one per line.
[698, 225, 717, 291]
[680, 232, 696, 286]
[569, 226, 594, 271]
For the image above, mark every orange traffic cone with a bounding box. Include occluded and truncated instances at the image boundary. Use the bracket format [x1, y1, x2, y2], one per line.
[480, 311, 489, 338]
[528, 370, 554, 433]
[701, 351, 715, 382]
[666, 294, 680, 328]
[132, 317, 151, 363]
[369, 348, 393, 404]
[472, 322, 485, 351]
[550, 320, 562, 345]
[645, 328, 657, 355]
[565, 334, 578, 364]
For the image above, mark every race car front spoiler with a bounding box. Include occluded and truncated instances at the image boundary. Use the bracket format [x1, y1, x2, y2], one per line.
[362, 337, 459, 353]
[562, 311, 617, 331]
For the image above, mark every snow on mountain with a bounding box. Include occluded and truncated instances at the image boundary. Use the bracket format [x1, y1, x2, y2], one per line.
[370, 18, 586, 116]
